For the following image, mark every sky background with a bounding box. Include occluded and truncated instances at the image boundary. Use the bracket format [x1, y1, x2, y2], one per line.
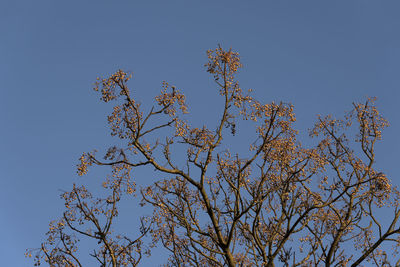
[1, 1, 400, 266]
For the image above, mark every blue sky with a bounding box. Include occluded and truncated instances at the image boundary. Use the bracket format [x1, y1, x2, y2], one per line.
[1, 1, 400, 265]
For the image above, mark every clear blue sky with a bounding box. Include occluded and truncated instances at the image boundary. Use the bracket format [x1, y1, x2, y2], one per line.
[1, 1, 399, 266]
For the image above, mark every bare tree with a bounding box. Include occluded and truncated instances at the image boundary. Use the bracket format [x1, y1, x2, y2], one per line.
[28, 46, 400, 266]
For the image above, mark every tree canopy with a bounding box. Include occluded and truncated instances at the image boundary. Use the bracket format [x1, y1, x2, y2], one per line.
[27, 47, 400, 266]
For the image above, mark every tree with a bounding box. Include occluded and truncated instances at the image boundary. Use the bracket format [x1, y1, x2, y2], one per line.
[27, 46, 400, 266]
